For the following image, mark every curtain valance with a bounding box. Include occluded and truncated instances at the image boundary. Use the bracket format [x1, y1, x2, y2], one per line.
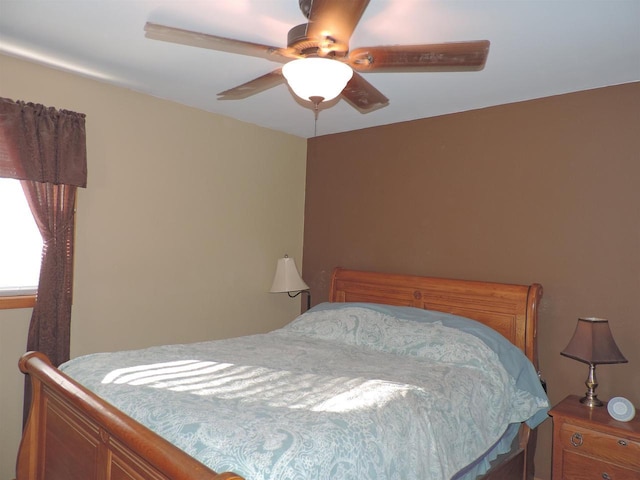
[0, 97, 87, 187]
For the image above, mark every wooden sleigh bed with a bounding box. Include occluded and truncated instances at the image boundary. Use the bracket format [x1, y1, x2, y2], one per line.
[16, 268, 544, 480]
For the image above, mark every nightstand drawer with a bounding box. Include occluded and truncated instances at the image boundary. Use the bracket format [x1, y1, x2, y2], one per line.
[563, 450, 640, 480]
[559, 423, 640, 469]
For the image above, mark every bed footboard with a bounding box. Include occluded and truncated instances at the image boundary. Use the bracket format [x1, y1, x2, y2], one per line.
[16, 351, 244, 480]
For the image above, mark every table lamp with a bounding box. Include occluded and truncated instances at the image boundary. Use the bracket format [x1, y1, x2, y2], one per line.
[561, 317, 627, 407]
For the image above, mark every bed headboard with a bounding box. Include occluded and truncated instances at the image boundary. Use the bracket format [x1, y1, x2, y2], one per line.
[329, 268, 543, 369]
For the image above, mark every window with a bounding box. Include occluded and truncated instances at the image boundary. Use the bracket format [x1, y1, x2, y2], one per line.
[0, 177, 42, 308]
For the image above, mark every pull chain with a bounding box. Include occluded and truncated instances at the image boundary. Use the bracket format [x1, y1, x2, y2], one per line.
[314, 106, 318, 137]
[309, 96, 324, 138]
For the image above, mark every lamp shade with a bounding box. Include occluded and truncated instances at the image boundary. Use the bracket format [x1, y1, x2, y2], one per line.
[561, 317, 628, 365]
[282, 58, 353, 102]
[270, 255, 309, 293]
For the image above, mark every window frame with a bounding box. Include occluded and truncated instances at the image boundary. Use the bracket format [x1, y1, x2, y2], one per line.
[0, 294, 36, 309]
[0, 177, 42, 309]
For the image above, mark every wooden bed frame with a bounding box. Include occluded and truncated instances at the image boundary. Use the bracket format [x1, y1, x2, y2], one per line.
[16, 268, 543, 480]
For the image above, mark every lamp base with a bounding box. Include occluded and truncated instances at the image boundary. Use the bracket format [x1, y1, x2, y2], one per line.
[578, 363, 604, 408]
[579, 394, 603, 408]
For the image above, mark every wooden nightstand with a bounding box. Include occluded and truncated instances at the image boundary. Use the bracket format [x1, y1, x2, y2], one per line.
[549, 395, 640, 479]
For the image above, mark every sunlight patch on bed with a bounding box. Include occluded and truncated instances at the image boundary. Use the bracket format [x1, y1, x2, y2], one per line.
[101, 360, 234, 385]
[311, 380, 410, 412]
[101, 360, 405, 411]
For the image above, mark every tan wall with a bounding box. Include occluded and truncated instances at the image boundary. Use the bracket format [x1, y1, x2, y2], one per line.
[303, 82, 640, 479]
[0, 54, 307, 477]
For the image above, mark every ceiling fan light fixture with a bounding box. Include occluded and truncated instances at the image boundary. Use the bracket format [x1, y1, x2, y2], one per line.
[282, 58, 353, 103]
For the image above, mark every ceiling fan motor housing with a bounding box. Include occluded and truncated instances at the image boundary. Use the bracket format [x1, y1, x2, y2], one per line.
[287, 23, 345, 57]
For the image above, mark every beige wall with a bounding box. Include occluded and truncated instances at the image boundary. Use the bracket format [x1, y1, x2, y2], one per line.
[0, 54, 307, 477]
[303, 82, 640, 480]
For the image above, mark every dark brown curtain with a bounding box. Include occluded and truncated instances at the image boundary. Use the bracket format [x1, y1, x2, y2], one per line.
[21, 182, 78, 364]
[0, 97, 87, 424]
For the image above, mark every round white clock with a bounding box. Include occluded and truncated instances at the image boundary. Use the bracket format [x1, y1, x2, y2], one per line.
[607, 397, 636, 422]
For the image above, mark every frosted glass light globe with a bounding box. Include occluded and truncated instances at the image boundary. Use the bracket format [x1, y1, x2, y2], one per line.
[282, 58, 353, 102]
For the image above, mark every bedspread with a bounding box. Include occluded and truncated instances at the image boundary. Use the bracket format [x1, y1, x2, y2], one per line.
[60, 303, 548, 480]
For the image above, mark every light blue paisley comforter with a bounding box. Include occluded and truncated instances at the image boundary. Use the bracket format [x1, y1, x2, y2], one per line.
[60, 303, 549, 480]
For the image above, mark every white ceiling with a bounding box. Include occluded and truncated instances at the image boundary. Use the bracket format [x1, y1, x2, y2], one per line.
[1, 1, 639, 139]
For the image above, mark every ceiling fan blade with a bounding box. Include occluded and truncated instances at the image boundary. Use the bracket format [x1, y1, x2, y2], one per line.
[341, 72, 389, 113]
[217, 69, 285, 100]
[144, 22, 297, 63]
[348, 40, 490, 72]
[304, 0, 370, 53]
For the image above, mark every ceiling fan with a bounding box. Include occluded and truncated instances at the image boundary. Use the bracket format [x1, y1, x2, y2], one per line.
[144, 0, 490, 113]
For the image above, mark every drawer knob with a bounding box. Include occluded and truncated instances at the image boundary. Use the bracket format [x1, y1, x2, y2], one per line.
[602, 473, 611, 480]
[570, 432, 583, 447]
[618, 439, 627, 446]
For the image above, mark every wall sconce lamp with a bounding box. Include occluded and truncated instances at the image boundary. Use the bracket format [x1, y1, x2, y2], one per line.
[269, 254, 311, 311]
[561, 317, 628, 407]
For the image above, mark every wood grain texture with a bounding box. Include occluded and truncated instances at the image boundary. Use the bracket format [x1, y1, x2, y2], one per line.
[549, 395, 640, 479]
